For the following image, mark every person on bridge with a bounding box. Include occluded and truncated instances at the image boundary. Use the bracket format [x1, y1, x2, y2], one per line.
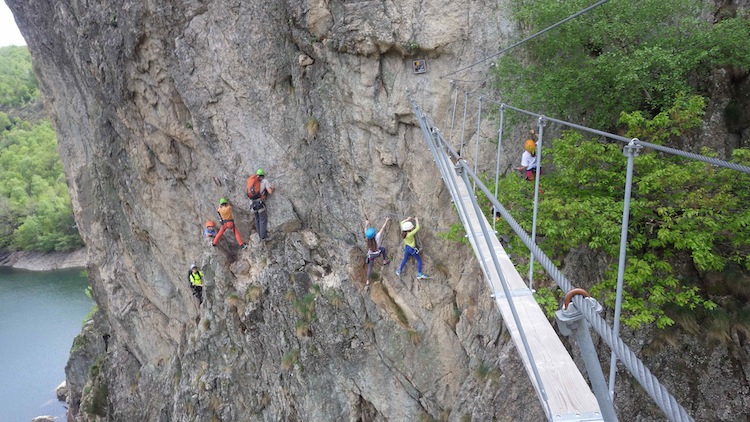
[396, 217, 428, 279]
[213, 197, 247, 249]
[364, 217, 390, 287]
[515, 129, 541, 181]
[188, 264, 204, 306]
[247, 169, 275, 241]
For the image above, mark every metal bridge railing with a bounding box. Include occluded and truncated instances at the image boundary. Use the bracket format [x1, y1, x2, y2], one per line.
[409, 93, 696, 422]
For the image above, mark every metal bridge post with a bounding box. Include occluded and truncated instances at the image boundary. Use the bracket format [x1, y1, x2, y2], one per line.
[474, 96, 482, 191]
[449, 82, 458, 147]
[493, 106, 505, 233]
[459, 91, 469, 157]
[528, 116, 546, 290]
[557, 296, 619, 422]
[608, 140, 642, 399]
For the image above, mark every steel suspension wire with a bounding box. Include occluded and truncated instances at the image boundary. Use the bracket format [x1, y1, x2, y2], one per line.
[410, 94, 694, 421]
[474, 97, 482, 191]
[492, 107, 505, 233]
[414, 102, 554, 418]
[483, 98, 750, 174]
[449, 84, 459, 147]
[456, 159, 694, 422]
[441, 0, 612, 79]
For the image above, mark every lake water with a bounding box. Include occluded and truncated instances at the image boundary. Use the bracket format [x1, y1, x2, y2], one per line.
[0, 268, 93, 421]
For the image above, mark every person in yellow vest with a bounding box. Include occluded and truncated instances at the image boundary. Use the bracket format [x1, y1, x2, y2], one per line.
[212, 197, 247, 249]
[188, 264, 204, 306]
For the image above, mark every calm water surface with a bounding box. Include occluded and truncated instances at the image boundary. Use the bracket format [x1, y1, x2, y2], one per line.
[0, 268, 92, 421]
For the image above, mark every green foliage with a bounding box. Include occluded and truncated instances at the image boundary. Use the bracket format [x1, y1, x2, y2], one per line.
[291, 287, 319, 337]
[0, 46, 82, 252]
[0, 46, 39, 108]
[494, 0, 750, 129]
[437, 223, 468, 245]
[486, 96, 749, 329]
[534, 287, 559, 319]
[0, 120, 83, 251]
[281, 349, 301, 371]
[83, 357, 109, 417]
[83, 305, 99, 325]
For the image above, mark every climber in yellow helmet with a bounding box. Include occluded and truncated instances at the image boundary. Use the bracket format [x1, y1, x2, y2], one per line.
[515, 129, 541, 181]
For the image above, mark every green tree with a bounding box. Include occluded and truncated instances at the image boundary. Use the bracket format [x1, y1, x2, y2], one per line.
[486, 96, 750, 329]
[493, 0, 750, 129]
[0, 46, 39, 107]
[0, 120, 83, 251]
[0, 45, 82, 252]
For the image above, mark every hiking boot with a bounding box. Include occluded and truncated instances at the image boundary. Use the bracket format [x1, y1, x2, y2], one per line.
[382, 259, 390, 265]
[417, 273, 429, 279]
[240, 244, 248, 250]
[395, 270, 401, 276]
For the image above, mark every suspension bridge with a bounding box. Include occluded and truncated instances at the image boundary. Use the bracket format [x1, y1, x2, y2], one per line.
[408, 89, 750, 422]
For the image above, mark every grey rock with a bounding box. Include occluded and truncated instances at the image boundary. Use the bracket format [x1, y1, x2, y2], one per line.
[55, 381, 67, 402]
[5, 0, 750, 420]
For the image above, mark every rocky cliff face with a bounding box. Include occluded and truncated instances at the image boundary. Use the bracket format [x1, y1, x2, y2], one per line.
[8, 0, 750, 420]
[8, 0, 545, 420]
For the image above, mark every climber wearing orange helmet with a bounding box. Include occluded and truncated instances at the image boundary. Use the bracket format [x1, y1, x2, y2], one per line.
[204, 220, 218, 239]
[515, 129, 541, 181]
[213, 197, 247, 249]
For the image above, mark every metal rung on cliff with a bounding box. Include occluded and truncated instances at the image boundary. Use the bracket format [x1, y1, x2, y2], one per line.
[408, 93, 696, 422]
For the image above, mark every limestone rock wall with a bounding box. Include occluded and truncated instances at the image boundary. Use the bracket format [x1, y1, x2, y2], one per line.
[8, 0, 750, 420]
[7, 0, 545, 420]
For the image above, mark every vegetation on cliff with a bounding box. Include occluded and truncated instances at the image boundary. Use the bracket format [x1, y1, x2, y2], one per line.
[0, 46, 83, 252]
[490, 0, 750, 331]
[494, 0, 750, 129]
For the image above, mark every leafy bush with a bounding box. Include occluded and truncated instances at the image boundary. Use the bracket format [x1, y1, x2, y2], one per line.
[0, 46, 82, 252]
[0, 120, 83, 251]
[493, 0, 750, 129]
[486, 96, 750, 328]
[0, 46, 39, 107]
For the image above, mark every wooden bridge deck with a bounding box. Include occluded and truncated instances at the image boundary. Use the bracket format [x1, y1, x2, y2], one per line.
[448, 160, 603, 421]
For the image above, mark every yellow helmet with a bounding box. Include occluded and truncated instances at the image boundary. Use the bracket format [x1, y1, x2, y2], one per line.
[524, 139, 536, 153]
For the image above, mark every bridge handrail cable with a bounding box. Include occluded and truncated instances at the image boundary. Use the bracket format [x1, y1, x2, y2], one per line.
[481, 99, 750, 175]
[414, 102, 555, 417]
[414, 101, 695, 422]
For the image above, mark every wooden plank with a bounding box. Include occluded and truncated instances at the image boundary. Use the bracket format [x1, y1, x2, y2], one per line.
[449, 160, 603, 421]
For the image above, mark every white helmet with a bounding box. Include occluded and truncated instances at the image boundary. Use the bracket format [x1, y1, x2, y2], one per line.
[190, 264, 197, 270]
[401, 221, 414, 231]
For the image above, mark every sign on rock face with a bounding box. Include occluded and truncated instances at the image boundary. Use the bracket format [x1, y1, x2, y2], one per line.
[413, 59, 427, 74]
